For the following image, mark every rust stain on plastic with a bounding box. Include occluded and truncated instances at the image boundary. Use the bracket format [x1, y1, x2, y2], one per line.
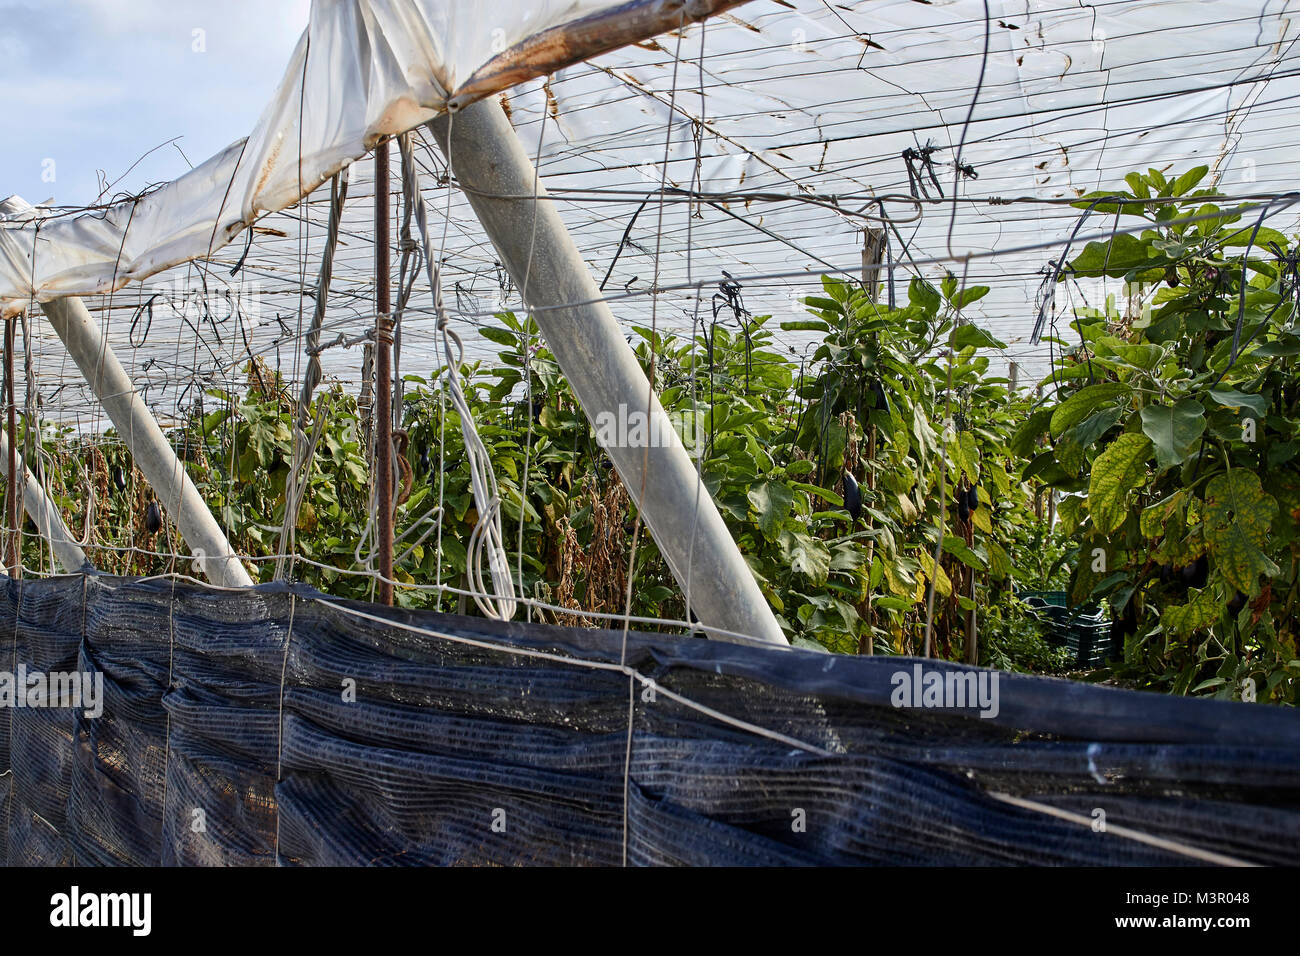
[448, 0, 758, 112]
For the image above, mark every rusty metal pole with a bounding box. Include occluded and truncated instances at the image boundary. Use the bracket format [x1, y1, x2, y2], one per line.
[374, 139, 395, 605]
[4, 316, 18, 577]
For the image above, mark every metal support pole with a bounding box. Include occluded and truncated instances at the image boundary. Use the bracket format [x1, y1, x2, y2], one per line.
[4, 316, 17, 576]
[374, 139, 395, 606]
[429, 99, 786, 646]
[0, 427, 88, 573]
[39, 295, 252, 588]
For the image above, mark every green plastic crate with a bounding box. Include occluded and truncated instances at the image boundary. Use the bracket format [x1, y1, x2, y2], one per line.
[1016, 590, 1120, 667]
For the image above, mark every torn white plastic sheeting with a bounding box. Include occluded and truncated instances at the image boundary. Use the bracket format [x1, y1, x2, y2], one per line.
[0, 0, 749, 318]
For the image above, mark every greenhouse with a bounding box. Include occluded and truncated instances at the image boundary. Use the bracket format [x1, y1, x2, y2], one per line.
[0, 0, 1297, 873]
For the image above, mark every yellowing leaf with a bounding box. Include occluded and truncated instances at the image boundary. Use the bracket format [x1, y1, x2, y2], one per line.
[949, 431, 979, 484]
[1056, 495, 1083, 535]
[986, 540, 1012, 580]
[1204, 471, 1279, 595]
[1162, 587, 1220, 637]
[1088, 433, 1151, 534]
[915, 548, 953, 598]
[1140, 490, 1187, 540]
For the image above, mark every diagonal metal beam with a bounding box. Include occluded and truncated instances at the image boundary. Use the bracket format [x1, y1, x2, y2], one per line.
[429, 98, 786, 646]
[38, 293, 252, 588]
[0, 427, 88, 573]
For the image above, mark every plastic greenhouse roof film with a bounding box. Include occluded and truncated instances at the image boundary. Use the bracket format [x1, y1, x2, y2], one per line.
[1, 0, 1298, 423]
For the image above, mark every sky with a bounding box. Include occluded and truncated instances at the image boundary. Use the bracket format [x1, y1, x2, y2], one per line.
[0, 0, 310, 208]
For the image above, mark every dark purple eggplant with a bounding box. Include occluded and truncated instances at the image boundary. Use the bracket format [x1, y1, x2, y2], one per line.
[843, 472, 862, 522]
[1111, 599, 1137, 642]
[113, 465, 127, 492]
[1180, 554, 1209, 589]
[145, 500, 161, 534]
[967, 485, 979, 512]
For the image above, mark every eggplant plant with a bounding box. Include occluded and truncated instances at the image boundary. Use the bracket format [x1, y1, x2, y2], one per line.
[1020, 165, 1300, 703]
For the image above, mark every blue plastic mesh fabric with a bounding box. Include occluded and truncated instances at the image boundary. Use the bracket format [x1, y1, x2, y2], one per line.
[1, 573, 1297, 866]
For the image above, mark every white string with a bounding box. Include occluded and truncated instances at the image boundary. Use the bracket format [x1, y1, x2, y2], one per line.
[986, 791, 1257, 868]
[413, 111, 516, 621]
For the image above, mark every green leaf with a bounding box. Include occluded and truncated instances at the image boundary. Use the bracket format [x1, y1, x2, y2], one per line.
[908, 277, 941, 313]
[1204, 470, 1279, 595]
[948, 323, 1006, 351]
[1010, 408, 1053, 457]
[1207, 389, 1267, 419]
[1221, 226, 1288, 248]
[830, 542, 865, 572]
[1171, 165, 1209, 197]
[1107, 343, 1165, 370]
[748, 480, 794, 540]
[779, 529, 832, 586]
[1088, 433, 1151, 534]
[790, 482, 843, 506]
[1069, 405, 1125, 453]
[1069, 233, 1156, 278]
[1125, 172, 1151, 199]
[790, 635, 830, 653]
[1139, 398, 1206, 471]
[479, 327, 519, 348]
[804, 295, 843, 314]
[954, 285, 991, 310]
[1050, 383, 1131, 437]
[1253, 336, 1300, 358]
[942, 535, 987, 571]
[1140, 490, 1187, 539]
[874, 596, 914, 612]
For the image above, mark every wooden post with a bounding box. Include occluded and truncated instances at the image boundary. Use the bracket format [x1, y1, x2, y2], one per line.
[359, 342, 375, 463]
[1034, 383, 1044, 520]
[374, 140, 395, 606]
[859, 228, 884, 655]
[965, 570, 978, 665]
[922, 352, 954, 659]
[1009, 361, 1019, 394]
[861, 227, 886, 301]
